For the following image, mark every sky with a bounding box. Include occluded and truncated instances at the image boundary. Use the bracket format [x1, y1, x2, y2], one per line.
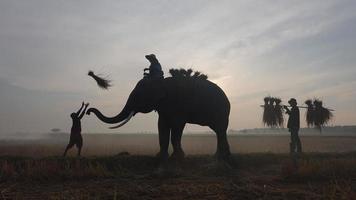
[0, 0, 355, 134]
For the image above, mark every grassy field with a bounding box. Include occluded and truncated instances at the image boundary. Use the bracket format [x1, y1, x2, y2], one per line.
[0, 134, 355, 199]
[0, 153, 355, 199]
[0, 134, 356, 157]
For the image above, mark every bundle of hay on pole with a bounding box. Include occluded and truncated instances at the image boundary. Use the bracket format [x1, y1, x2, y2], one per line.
[313, 99, 333, 130]
[304, 99, 333, 131]
[262, 97, 270, 126]
[262, 96, 284, 127]
[274, 98, 284, 127]
[269, 97, 277, 127]
[88, 70, 112, 89]
[305, 99, 315, 127]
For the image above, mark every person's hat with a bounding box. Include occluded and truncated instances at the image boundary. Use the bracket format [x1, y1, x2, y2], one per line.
[145, 54, 156, 59]
[288, 98, 297, 104]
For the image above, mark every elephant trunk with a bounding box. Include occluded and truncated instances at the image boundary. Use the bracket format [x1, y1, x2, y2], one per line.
[87, 106, 132, 124]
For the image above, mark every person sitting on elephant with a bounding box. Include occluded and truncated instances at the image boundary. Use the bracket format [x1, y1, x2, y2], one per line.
[63, 101, 89, 157]
[143, 54, 164, 78]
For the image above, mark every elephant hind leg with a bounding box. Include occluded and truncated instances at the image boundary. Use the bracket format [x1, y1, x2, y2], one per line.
[210, 121, 231, 160]
[215, 130, 231, 160]
[170, 122, 186, 160]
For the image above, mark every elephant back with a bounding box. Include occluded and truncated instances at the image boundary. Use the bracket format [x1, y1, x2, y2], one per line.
[163, 73, 230, 117]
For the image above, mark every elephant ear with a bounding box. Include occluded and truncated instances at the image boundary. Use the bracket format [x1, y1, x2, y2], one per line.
[136, 78, 166, 109]
[149, 79, 166, 104]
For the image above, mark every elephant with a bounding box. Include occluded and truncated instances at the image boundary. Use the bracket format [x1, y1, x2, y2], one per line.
[86, 69, 231, 160]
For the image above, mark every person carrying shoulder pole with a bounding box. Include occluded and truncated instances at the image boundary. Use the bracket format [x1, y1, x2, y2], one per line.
[284, 98, 302, 154]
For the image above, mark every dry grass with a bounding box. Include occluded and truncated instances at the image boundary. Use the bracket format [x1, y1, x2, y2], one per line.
[281, 153, 356, 181]
[0, 152, 355, 199]
[0, 135, 355, 199]
[1, 134, 356, 157]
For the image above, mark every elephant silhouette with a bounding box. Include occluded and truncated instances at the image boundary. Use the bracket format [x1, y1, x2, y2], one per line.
[87, 68, 231, 161]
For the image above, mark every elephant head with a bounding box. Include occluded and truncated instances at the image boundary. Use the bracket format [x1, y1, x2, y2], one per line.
[87, 78, 165, 128]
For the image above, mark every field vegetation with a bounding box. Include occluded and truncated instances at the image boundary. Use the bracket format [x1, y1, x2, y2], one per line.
[0, 134, 355, 199]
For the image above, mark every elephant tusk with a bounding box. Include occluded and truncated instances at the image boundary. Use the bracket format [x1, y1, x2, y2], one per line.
[109, 111, 135, 129]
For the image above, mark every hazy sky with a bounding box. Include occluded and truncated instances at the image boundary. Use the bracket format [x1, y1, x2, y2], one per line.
[0, 0, 355, 134]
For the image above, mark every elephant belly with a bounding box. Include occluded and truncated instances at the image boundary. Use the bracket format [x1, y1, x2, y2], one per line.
[160, 78, 230, 127]
[185, 108, 227, 126]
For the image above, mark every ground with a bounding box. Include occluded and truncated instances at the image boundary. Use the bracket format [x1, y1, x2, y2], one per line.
[0, 134, 355, 199]
[0, 153, 355, 199]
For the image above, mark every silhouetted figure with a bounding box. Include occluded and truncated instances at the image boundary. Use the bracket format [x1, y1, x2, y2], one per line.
[63, 102, 89, 157]
[143, 54, 164, 78]
[284, 98, 302, 154]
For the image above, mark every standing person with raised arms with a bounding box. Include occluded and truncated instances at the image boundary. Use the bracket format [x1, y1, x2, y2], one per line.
[63, 102, 89, 157]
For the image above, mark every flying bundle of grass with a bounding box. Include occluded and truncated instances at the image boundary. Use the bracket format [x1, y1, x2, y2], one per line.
[305, 99, 333, 130]
[88, 70, 112, 90]
[274, 98, 284, 127]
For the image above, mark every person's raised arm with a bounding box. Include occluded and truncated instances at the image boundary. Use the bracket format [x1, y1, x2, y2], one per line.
[79, 103, 89, 119]
[76, 102, 85, 116]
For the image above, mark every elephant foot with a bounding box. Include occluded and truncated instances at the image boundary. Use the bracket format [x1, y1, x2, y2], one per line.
[156, 151, 169, 162]
[215, 148, 231, 161]
[170, 149, 185, 161]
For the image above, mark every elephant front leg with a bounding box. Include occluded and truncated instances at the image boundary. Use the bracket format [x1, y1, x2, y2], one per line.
[157, 116, 170, 161]
[170, 123, 186, 160]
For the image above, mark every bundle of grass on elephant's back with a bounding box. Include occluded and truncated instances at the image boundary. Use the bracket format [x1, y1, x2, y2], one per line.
[169, 68, 208, 80]
[88, 70, 112, 89]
